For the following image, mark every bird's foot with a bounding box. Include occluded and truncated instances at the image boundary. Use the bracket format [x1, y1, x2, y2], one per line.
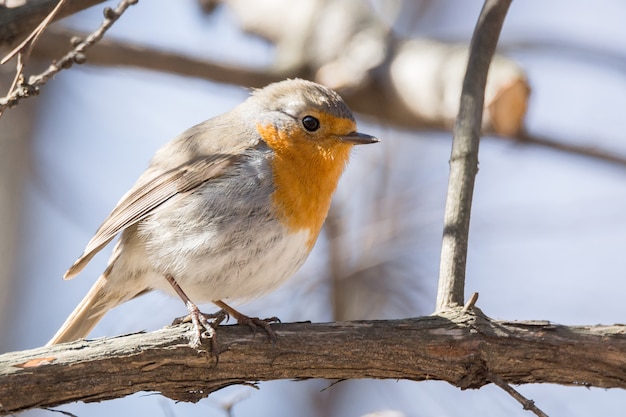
[213, 299, 280, 342]
[237, 315, 281, 341]
[175, 303, 228, 351]
[165, 274, 228, 352]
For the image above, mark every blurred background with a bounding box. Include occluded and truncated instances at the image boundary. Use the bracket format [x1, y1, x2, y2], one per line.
[1, 0, 626, 416]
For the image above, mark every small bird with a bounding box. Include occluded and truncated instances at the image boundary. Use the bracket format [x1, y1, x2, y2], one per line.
[47, 79, 378, 347]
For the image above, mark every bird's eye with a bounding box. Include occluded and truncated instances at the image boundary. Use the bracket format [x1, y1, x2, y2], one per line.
[302, 115, 320, 132]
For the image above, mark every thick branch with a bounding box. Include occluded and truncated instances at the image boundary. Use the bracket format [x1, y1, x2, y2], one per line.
[436, 0, 512, 311]
[2, 314, 626, 415]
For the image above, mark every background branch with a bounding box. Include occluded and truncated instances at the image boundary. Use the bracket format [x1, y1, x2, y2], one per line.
[24, 28, 626, 170]
[32, 28, 292, 88]
[6, 1, 626, 172]
[513, 130, 626, 167]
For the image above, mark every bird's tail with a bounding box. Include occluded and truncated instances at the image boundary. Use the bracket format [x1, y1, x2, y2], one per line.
[47, 275, 117, 346]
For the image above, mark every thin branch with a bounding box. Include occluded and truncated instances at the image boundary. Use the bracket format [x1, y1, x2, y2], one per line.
[488, 372, 550, 417]
[2, 315, 626, 415]
[0, 0, 106, 49]
[1, 0, 68, 100]
[462, 292, 479, 312]
[1, 0, 67, 65]
[0, 0, 138, 117]
[435, 0, 512, 311]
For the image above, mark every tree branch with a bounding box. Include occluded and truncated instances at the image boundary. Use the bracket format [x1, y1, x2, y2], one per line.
[2, 313, 626, 415]
[436, 0, 512, 311]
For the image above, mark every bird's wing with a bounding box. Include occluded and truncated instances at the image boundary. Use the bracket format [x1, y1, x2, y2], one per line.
[64, 153, 238, 279]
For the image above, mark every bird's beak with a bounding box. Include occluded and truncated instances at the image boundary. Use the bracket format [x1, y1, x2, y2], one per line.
[340, 132, 379, 145]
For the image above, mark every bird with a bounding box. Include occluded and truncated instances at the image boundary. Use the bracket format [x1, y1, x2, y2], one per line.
[47, 78, 379, 347]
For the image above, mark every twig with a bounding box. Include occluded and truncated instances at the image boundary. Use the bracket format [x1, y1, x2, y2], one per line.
[1, 0, 68, 99]
[0, 0, 138, 117]
[435, 0, 512, 312]
[0, 0, 107, 49]
[488, 372, 550, 417]
[462, 292, 479, 312]
[1, 0, 67, 65]
[43, 407, 79, 417]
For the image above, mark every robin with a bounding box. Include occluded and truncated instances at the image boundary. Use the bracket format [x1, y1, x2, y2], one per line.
[47, 78, 379, 347]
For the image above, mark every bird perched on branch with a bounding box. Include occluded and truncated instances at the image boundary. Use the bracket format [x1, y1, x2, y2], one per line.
[48, 78, 378, 347]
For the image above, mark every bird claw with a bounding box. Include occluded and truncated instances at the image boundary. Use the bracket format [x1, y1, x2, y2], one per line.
[176, 305, 229, 352]
[213, 300, 281, 342]
[172, 309, 229, 326]
[237, 315, 281, 341]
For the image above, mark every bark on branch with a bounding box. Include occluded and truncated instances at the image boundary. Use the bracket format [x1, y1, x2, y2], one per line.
[2, 312, 626, 415]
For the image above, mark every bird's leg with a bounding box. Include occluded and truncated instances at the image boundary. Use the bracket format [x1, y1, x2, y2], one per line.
[213, 299, 280, 341]
[165, 274, 224, 350]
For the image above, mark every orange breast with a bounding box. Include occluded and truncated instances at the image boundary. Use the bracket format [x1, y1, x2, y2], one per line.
[257, 121, 353, 250]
